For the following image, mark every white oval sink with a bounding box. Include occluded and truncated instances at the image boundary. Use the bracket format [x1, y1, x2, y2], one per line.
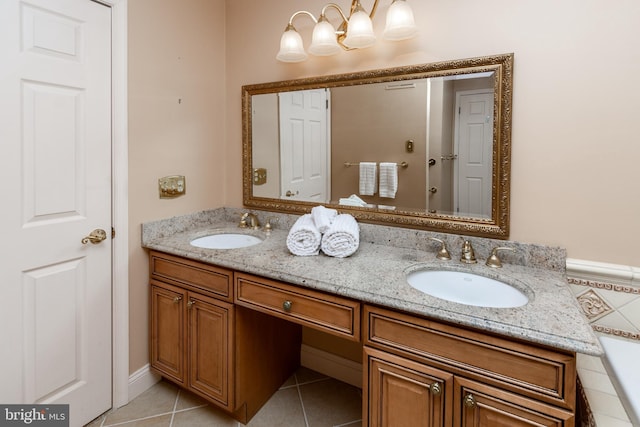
[406, 270, 528, 308]
[190, 233, 263, 249]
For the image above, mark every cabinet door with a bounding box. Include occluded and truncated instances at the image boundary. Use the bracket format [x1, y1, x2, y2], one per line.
[150, 282, 186, 385]
[365, 347, 453, 427]
[455, 377, 574, 427]
[188, 292, 234, 411]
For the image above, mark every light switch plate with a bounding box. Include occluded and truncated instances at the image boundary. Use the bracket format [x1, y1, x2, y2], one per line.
[159, 175, 186, 198]
[253, 168, 267, 185]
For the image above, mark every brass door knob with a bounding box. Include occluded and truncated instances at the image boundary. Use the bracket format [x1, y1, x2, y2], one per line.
[81, 229, 107, 244]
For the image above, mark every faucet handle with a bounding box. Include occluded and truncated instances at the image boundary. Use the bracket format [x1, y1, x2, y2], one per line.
[263, 217, 279, 232]
[238, 212, 249, 228]
[460, 240, 477, 264]
[429, 237, 451, 260]
[486, 247, 515, 268]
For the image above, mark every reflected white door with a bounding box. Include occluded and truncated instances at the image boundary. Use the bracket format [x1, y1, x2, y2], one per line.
[0, 0, 112, 425]
[279, 89, 330, 202]
[454, 90, 493, 217]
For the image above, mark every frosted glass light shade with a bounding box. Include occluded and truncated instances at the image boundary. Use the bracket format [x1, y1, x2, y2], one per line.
[343, 9, 376, 48]
[309, 19, 341, 56]
[383, 0, 417, 41]
[276, 27, 308, 62]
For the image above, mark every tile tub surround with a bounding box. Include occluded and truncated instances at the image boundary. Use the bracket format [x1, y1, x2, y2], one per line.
[599, 336, 640, 426]
[142, 208, 601, 355]
[577, 352, 634, 426]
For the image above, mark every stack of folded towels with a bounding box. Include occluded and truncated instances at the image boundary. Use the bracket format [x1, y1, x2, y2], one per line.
[286, 205, 360, 258]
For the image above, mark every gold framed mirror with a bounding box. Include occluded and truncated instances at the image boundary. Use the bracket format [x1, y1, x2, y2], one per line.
[242, 53, 513, 238]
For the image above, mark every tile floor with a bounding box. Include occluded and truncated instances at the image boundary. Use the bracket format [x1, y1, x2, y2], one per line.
[85, 367, 362, 427]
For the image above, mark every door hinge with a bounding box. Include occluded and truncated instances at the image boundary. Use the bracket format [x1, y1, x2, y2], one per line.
[111, 227, 116, 239]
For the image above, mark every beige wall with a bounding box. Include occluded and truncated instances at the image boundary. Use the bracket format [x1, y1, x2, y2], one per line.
[331, 82, 428, 209]
[128, 0, 640, 374]
[128, 0, 227, 373]
[225, 0, 640, 265]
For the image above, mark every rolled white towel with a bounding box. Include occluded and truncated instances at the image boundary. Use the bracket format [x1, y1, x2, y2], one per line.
[286, 214, 321, 256]
[311, 205, 338, 233]
[321, 214, 360, 258]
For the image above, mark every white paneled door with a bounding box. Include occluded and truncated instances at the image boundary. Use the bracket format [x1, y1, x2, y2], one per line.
[454, 90, 494, 218]
[0, 0, 113, 425]
[279, 89, 330, 202]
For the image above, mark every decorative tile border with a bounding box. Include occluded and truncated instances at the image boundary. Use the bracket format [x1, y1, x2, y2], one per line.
[568, 277, 640, 295]
[576, 289, 613, 320]
[568, 267, 640, 342]
[591, 325, 640, 341]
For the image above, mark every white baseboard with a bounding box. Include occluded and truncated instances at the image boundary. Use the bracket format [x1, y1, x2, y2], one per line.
[125, 364, 160, 406]
[300, 344, 363, 388]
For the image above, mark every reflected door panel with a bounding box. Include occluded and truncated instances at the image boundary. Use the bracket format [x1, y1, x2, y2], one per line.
[279, 89, 329, 202]
[455, 90, 494, 218]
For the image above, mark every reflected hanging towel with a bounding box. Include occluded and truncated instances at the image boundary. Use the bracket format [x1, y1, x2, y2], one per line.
[359, 162, 377, 196]
[379, 162, 398, 198]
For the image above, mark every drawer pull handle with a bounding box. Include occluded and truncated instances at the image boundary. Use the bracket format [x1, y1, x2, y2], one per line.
[173, 296, 182, 303]
[463, 393, 476, 408]
[429, 382, 442, 396]
[187, 300, 196, 308]
[283, 300, 293, 312]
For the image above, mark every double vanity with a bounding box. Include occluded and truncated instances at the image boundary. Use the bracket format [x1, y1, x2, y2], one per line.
[142, 208, 601, 426]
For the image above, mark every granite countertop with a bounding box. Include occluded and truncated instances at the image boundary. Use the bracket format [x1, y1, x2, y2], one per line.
[142, 208, 602, 356]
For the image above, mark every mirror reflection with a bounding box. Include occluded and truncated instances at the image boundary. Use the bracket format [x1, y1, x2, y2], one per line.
[243, 54, 513, 238]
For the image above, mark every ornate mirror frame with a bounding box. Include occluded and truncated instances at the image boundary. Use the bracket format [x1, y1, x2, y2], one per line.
[242, 53, 513, 238]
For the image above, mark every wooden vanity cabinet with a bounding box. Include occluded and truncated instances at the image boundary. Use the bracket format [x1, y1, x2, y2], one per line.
[363, 305, 577, 427]
[150, 280, 233, 408]
[149, 251, 301, 423]
[366, 347, 453, 426]
[149, 249, 579, 426]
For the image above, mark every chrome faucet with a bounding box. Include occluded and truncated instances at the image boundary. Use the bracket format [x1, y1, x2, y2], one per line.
[239, 212, 260, 230]
[460, 240, 477, 264]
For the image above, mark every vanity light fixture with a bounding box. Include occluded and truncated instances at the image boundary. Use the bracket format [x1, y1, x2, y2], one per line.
[276, 0, 417, 63]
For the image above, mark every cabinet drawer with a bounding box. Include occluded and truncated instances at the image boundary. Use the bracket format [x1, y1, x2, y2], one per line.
[235, 273, 360, 341]
[364, 305, 576, 410]
[150, 251, 232, 301]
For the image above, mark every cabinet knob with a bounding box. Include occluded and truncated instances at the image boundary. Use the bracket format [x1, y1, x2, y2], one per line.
[282, 300, 293, 312]
[187, 300, 196, 308]
[463, 393, 476, 408]
[173, 296, 182, 303]
[429, 382, 442, 396]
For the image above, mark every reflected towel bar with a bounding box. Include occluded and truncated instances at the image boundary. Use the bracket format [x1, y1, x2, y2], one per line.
[344, 161, 408, 168]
